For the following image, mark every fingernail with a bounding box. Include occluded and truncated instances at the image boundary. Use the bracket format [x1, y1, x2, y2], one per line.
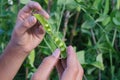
[52, 49, 61, 58]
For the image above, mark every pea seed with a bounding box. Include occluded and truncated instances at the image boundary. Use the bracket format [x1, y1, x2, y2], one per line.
[45, 24, 49, 27]
[59, 42, 64, 47]
[55, 38, 59, 42]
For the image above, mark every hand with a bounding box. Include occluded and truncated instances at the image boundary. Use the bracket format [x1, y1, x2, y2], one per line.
[32, 49, 61, 80]
[10, 1, 49, 53]
[56, 46, 84, 80]
[31, 46, 84, 80]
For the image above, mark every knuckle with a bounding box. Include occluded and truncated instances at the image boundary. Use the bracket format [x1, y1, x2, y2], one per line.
[22, 21, 29, 28]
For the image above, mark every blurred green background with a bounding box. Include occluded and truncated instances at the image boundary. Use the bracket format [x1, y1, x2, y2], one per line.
[0, 0, 120, 80]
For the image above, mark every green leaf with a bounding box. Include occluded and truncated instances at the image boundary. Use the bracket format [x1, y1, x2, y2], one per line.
[116, 0, 120, 9]
[104, 0, 109, 15]
[20, 0, 30, 4]
[81, 20, 95, 29]
[96, 54, 103, 63]
[102, 16, 111, 26]
[91, 54, 104, 70]
[77, 50, 86, 64]
[113, 17, 120, 26]
[28, 50, 35, 67]
[66, 0, 80, 11]
[44, 0, 48, 4]
[91, 61, 104, 70]
[93, 0, 101, 10]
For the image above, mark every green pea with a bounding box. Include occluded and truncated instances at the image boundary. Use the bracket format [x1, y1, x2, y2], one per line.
[55, 38, 59, 42]
[59, 42, 64, 47]
[45, 24, 49, 27]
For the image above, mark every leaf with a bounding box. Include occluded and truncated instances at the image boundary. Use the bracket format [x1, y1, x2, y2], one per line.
[103, 0, 109, 15]
[93, 0, 101, 10]
[44, 0, 48, 4]
[87, 68, 96, 75]
[113, 17, 120, 26]
[95, 15, 107, 23]
[102, 16, 111, 26]
[91, 54, 104, 70]
[81, 20, 95, 29]
[77, 50, 86, 64]
[28, 50, 35, 67]
[91, 61, 104, 70]
[96, 54, 103, 63]
[20, 0, 30, 4]
[116, 0, 120, 9]
[66, 0, 80, 11]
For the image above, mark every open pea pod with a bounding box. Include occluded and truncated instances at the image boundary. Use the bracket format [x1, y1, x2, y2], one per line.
[34, 14, 67, 58]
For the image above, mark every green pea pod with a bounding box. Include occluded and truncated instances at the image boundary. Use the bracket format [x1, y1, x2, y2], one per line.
[34, 14, 67, 58]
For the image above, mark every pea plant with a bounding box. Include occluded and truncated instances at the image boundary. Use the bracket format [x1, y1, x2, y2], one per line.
[1, 0, 120, 80]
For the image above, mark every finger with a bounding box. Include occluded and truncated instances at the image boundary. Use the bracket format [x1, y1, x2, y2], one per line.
[56, 60, 64, 79]
[34, 9, 49, 19]
[32, 49, 60, 80]
[18, 1, 42, 20]
[76, 62, 84, 80]
[61, 46, 79, 80]
[67, 46, 78, 69]
[18, 1, 49, 20]
[34, 25, 45, 39]
[61, 59, 67, 69]
[16, 16, 37, 34]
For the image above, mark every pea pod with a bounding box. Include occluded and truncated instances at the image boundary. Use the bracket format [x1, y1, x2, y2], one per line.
[34, 14, 67, 58]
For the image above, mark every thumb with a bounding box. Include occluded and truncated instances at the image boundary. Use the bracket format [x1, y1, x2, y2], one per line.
[17, 16, 37, 34]
[32, 49, 60, 80]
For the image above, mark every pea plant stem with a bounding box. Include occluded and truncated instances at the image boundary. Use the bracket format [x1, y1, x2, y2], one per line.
[57, 0, 66, 32]
[109, 50, 113, 80]
[63, 11, 70, 40]
[112, 28, 117, 47]
[70, 12, 80, 44]
[47, 0, 52, 14]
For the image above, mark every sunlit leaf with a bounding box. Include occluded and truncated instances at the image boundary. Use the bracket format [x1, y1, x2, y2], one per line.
[77, 50, 86, 64]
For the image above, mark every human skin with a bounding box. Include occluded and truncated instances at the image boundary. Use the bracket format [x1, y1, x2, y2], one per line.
[32, 46, 84, 80]
[0, 1, 49, 80]
[0, 1, 83, 80]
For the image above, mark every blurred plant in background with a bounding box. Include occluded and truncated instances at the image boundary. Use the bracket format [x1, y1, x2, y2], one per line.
[0, 0, 120, 80]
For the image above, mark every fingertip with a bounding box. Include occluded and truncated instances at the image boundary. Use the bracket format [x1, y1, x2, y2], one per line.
[67, 45, 73, 54]
[30, 16, 37, 24]
[29, 1, 42, 11]
[52, 48, 61, 59]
